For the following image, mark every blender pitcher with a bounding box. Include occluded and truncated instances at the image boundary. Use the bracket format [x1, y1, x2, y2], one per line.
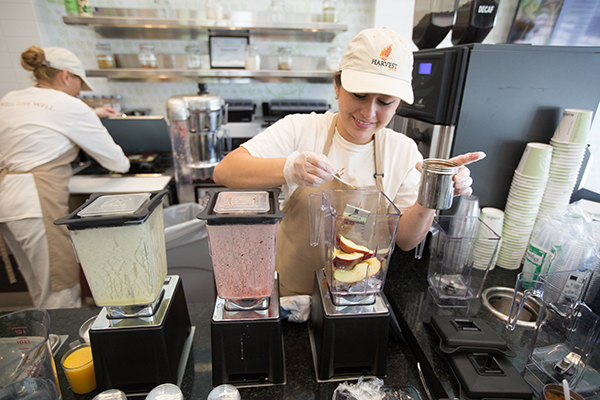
[0, 308, 60, 399]
[308, 189, 400, 305]
[507, 270, 600, 396]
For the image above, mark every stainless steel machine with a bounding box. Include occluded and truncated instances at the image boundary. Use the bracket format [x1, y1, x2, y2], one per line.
[55, 190, 194, 396]
[197, 188, 286, 388]
[167, 84, 230, 203]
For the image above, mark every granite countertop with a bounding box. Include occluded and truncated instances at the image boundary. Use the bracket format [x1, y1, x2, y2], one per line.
[384, 246, 535, 400]
[47, 289, 424, 400]
[37, 246, 529, 400]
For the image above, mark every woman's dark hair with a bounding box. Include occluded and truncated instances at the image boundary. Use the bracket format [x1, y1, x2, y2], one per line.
[334, 72, 341, 87]
[21, 46, 60, 83]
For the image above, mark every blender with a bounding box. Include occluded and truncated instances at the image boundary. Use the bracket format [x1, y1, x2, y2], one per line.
[307, 189, 400, 381]
[197, 188, 286, 388]
[55, 190, 193, 396]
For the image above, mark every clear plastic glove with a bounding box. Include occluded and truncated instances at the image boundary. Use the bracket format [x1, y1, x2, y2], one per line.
[416, 151, 486, 198]
[283, 151, 335, 188]
[280, 295, 311, 323]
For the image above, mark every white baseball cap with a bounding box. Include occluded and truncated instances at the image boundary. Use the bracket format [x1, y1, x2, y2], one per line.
[339, 28, 414, 104]
[43, 47, 96, 92]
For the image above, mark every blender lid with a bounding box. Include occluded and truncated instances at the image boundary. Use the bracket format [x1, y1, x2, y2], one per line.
[198, 188, 284, 224]
[77, 193, 150, 217]
[55, 190, 167, 229]
[214, 191, 270, 214]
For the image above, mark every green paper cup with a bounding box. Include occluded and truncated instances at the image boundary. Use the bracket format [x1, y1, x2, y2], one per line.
[516, 143, 553, 178]
[552, 109, 593, 144]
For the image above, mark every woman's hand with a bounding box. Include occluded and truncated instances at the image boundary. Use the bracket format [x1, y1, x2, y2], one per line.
[283, 151, 335, 187]
[94, 106, 118, 119]
[449, 151, 486, 197]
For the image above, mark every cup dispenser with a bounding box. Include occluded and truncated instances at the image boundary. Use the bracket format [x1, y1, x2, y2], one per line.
[507, 270, 600, 399]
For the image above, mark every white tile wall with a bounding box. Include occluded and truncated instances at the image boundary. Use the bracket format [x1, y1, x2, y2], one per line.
[0, 0, 40, 98]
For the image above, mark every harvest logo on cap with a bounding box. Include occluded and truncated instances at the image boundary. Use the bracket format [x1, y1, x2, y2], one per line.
[338, 28, 414, 103]
[372, 44, 397, 72]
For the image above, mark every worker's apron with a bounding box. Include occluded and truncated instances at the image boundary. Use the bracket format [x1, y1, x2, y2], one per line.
[0, 146, 80, 291]
[275, 114, 385, 296]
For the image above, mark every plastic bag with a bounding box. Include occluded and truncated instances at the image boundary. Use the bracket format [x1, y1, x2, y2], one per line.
[332, 377, 422, 400]
[163, 203, 207, 250]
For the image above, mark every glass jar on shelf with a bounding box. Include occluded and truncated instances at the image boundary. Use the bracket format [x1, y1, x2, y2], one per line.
[277, 47, 292, 70]
[185, 45, 202, 69]
[245, 45, 261, 71]
[110, 95, 123, 114]
[326, 46, 342, 71]
[95, 43, 115, 69]
[139, 43, 157, 69]
[322, 0, 338, 23]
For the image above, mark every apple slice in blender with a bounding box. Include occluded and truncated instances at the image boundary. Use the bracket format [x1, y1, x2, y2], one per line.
[338, 235, 374, 259]
[333, 251, 364, 269]
[334, 257, 381, 283]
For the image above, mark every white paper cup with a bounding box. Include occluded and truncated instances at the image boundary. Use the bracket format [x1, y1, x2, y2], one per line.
[515, 143, 553, 178]
[551, 109, 593, 144]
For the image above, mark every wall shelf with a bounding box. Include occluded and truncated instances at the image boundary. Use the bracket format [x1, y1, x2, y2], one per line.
[63, 8, 347, 41]
[85, 68, 334, 83]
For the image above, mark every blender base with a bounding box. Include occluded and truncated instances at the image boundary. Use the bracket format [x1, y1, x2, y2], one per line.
[309, 269, 390, 382]
[90, 275, 193, 396]
[211, 278, 286, 388]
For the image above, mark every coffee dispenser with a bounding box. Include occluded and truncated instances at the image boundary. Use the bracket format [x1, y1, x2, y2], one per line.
[167, 84, 230, 203]
[55, 190, 193, 396]
[307, 190, 400, 381]
[197, 188, 286, 388]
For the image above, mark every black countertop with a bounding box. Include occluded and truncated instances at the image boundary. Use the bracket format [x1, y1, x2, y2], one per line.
[42, 246, 530, 400]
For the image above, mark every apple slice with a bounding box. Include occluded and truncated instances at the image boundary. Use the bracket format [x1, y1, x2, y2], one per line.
[333, 251, 364, 269]
[338, 235, 374, 259]
[333, 257, 381, 283]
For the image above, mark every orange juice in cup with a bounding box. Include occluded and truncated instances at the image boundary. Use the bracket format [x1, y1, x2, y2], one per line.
[61, 343, 97, 394]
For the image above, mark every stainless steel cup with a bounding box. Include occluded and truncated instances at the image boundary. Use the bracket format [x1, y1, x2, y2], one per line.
[417, 159, 460, 210]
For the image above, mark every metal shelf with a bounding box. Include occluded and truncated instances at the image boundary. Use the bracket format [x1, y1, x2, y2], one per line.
[63, 8, 347, 41]
[85, 68, 335, 83]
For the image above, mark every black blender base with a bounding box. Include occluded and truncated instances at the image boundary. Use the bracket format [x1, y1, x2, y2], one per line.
[211, 317, 286, 388]
[90, 276, 192, 396]
[309, 271, 390, 382]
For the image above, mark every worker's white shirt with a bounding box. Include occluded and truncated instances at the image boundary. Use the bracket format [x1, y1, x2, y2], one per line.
[242, 111, 423, 212]
[0, 87, 130, 222]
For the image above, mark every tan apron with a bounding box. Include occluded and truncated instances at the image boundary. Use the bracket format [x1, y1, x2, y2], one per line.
[0, 146, 80, 292]
[275, 114, 385, 296]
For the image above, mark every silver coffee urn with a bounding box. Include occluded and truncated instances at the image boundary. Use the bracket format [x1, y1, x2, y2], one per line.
[167, 84, 229, 203]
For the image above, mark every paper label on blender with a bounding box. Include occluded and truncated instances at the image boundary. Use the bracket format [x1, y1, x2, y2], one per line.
[343, 205, 370, 224]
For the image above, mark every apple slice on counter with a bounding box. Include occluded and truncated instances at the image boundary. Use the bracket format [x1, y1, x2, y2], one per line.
[333, 250, 364, 269]
[334, 257, 381, 283]
[338, 235, 374, 259]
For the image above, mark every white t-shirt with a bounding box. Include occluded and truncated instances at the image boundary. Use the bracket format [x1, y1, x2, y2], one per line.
[0, 87, 130, 222]
[242, 111, 423, 212]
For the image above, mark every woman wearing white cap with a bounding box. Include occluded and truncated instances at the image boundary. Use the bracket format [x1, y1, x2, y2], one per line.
[214, 28, 484, 296]
[0, 46, 130, 309]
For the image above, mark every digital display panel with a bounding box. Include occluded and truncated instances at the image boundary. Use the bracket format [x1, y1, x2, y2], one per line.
[418, 62, 433, 75]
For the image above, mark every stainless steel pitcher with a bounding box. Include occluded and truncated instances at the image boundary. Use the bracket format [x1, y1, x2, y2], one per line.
[167, 90, 230, 203]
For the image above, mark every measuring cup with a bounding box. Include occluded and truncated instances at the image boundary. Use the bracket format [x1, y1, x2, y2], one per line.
[0, 308, 61, 399]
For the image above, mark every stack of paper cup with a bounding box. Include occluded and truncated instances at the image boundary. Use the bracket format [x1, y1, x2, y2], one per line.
[473, 207, 504, 270]
[497, 142, 552, 270]
[538, 109, 593, 221]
